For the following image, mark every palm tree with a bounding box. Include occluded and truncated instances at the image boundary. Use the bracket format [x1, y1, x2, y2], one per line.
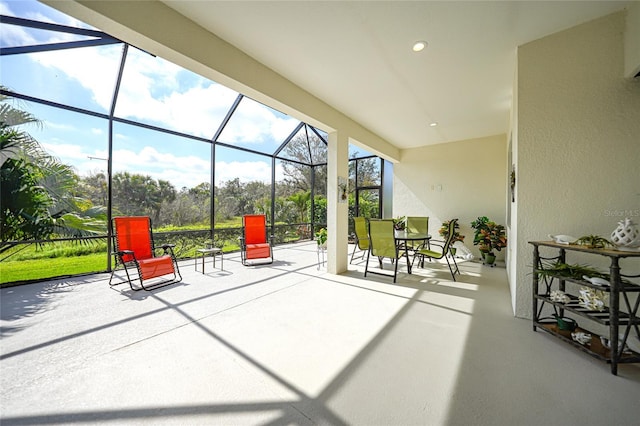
[0, 88, 106, 255]
[288, 190, 310, 223]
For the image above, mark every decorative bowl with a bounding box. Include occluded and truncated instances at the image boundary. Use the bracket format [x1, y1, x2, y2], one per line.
[548, 234, 578, 244]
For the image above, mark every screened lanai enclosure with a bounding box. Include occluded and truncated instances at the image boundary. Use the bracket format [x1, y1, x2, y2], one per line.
[0, 1, 388, 285]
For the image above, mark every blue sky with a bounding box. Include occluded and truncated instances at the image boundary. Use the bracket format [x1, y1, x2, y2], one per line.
[0, 0, 301, 189]
[1, 0, 373, 189]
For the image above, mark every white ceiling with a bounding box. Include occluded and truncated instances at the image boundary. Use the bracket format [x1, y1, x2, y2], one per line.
[162, 1, 632, 149]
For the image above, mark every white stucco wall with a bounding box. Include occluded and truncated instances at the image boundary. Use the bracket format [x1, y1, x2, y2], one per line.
[624, 1, 640, 78]
[393, 134, 507, 256]
[514, 10, 640, 319]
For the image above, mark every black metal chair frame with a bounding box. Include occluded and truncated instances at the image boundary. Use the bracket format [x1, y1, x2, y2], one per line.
[413, 219, 460, 281]
[350, 217, 370, 264]
[109, 216, 183, 291]
[238, 214, 275, 266]
[364, 219, 401, 283]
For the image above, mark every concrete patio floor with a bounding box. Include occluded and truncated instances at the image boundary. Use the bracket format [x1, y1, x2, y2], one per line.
[1, 241, 639, 425]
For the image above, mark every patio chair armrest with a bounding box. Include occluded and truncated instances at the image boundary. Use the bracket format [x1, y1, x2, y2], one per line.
[238, 236, 246, 249]
[112, 249, 135, 265]
[113, 249, 133, 256]
[159, 244, 176, 254]
[417, 241, 443, 252]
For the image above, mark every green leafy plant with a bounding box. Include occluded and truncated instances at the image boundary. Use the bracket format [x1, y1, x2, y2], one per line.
[576, 235, 613, 249]
[470, 216, 507, 255]
[439, 220, 464, 243]
[392, 216, 406, 231]
[536, 260, 608, 280]
[315, 227, 327, 246]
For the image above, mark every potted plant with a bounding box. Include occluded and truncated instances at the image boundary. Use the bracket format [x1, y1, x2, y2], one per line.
[315, 227, 328, 248]
[576, 235, 612, 249]
[439, 220, 465, 256]
[392, 216, 406, 231]
[471, 216, 507, 266]
[471, 216, 490, 259]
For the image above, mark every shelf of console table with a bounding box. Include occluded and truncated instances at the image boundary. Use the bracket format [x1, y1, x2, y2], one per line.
[529, 241, 640, 375]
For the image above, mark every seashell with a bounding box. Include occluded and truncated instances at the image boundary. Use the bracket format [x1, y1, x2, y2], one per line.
[550, 290, 570, 303]
[600, 336, 630, 353]
[582, 275, 609, 286]
[578, 287, 607, 311]
[548, 234, 578, 244]
[572, 332, 592, 345]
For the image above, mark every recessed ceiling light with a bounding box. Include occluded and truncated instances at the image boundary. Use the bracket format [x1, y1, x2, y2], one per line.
[412, 41, 428, 52]
[429, 122, 438, 127]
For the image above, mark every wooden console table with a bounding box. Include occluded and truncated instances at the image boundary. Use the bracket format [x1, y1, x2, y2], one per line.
[529, 241, 640, 375]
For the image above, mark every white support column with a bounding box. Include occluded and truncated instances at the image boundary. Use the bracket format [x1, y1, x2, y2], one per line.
[327, 131, 349, 274]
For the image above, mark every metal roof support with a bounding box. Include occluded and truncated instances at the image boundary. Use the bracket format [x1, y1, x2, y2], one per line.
[0, 15, 121, 56]
[105, 44, 129, 271]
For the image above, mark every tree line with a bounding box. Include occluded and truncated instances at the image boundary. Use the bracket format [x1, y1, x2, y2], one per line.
[1, 88, 380, 255]
[80, 171, 325, 228]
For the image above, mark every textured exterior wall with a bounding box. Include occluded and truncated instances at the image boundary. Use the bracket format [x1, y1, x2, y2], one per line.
[393, 134, 507, 256]
[625, 1, 640, 78]
[515, 11, 640, 318]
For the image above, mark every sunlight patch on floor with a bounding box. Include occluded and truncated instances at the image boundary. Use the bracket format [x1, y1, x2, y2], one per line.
[195, 275, 419, 398]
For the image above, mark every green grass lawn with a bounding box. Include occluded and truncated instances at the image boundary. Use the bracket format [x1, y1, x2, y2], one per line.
[0, 243, 245, 286]
[0, 253, 108, 285]
[0, 219, 302, 286]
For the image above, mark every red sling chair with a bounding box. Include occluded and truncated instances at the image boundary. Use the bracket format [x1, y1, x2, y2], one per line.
[239, 214, 274, 266]
[109, 216, 182, 291]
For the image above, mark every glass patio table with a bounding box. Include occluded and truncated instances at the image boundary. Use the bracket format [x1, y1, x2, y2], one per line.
[394, 230, 431, 274]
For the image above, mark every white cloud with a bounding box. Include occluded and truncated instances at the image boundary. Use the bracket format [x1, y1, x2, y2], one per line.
[42, 139, 285, 189]
[28, 43, 300, 146]
[0, 0, 100, 56]
[42, 120, 75, 132]
[18, 1, 92, 31]
[41, 142, 109, 178]
[0, 14, 36, 47]
[114, 71, 240, 139]
[220, 98, 297, 144]
[214, 161, 285, 185]
[4, 0, 297, 190]
[37, 141, 211, 189]
[42, 142, 95, 161]
[34, 46, 122, 110]
[110, 145, 210, 185]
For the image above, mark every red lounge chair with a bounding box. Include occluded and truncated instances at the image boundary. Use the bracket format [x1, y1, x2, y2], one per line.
[240, 214, 274, 266]
[109, 216, 182, 291]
